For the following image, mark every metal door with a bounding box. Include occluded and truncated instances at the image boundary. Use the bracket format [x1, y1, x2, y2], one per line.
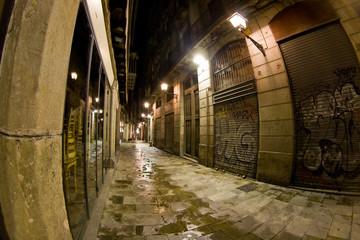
[214, 95, 259, 177]
[280, 22, 360, 191]
[165, 113, 174, 152]
[212, 39, 258, 177]
[155, 117, 161, 147]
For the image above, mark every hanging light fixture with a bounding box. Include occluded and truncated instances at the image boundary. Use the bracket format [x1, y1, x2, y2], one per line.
[227, 12, 266, 56]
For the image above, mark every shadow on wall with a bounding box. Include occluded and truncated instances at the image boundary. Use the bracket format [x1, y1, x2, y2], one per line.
[0, 204, 10, 240]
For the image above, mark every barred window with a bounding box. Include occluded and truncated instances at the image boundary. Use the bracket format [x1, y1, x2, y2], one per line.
[211, 39, 254, 92]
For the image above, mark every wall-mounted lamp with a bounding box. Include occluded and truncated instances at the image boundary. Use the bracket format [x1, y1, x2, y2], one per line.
[193, 55, 206, 65]
[141, 113, 145, 118]
[161, 83, 178, 100]
[95, 97, 99, 103]
[71, 72, 78, 80]
[227, 12, 266, 56]
[99, 109, 103, 113]
[144, 102, 150, 108]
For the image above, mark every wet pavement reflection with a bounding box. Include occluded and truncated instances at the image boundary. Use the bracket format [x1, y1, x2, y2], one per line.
[97, 142, 360, 240]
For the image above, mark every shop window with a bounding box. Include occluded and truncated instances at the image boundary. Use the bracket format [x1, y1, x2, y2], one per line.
[184, 72, 198, 90]
[62, 3, 107, 239]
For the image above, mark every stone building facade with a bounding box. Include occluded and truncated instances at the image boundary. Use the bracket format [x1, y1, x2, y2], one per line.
[149, 0, 360, 191]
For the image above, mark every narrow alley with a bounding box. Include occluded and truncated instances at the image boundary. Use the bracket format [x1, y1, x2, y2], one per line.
[89, 143, 359, 240]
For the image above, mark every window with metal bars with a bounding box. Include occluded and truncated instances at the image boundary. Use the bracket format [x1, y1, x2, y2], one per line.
[211, 39, 254, 93]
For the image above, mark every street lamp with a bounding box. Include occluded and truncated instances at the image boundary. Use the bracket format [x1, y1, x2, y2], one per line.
[160, 83, 177, 100]
[71, 72, 78, 80]
[141, 113, 145, 118]
[144, 102, 149, 108]
[193, 54, 206, 65]
[227, 12, 266, 56]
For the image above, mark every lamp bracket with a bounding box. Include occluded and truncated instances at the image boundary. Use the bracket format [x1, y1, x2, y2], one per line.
[240, 29, 266, 57]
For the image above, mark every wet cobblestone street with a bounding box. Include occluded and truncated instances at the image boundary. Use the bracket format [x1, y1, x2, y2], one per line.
[96, 143, 360, 240]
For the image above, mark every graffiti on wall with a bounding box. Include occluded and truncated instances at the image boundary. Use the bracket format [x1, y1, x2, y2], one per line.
[214, 96, 258, 176]
[297, 68, 360, 181]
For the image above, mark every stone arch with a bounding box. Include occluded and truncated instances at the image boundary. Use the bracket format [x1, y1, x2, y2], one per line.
[0, 0, 80, 239]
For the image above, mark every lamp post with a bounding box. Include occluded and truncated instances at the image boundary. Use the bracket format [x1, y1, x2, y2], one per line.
[227, 12, 266, 56]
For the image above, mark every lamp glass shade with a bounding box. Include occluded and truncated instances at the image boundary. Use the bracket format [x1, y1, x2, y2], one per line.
[161, 83, 168, 91]
[228, 12, 247, 29]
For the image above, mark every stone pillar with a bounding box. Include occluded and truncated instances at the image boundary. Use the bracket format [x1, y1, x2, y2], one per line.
[246, 6, 295, 186]
[0, 0, 79, 239]
[110, 81, 118, 160]
[197, 60, 214, 167]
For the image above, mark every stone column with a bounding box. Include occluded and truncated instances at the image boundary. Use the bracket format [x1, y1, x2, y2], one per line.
[197, 60, 214, 167]
[0, 0, 79, 239]
[246, 5, 295, 186]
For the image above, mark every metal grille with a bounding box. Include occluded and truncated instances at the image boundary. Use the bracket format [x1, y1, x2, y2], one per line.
[214, 95, 259, 177]
[212, 39, 255, 93]
[280, 22, 360, 191]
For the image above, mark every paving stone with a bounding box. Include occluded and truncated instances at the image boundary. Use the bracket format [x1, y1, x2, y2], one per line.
[305, 220, 329, 239]
[272, 231, 301, 240]
[329, 222, 351, 239]
[351, 230, 360, 240]
[308, 192, 326, 203]
[284, 216, 312, 237]
[252, 221, 286, 240]
[336, 205, 353, 217]
[289, 194, 308, 206]
[333, 214, 352, 225]
[93, 143, 357, 240]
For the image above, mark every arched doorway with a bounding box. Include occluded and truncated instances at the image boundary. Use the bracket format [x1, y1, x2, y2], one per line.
[212, 39, 259, 178]
[271, 0, 360, 191]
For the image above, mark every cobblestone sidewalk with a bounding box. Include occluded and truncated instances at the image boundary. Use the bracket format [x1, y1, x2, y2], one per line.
[96, 143, 360, 240]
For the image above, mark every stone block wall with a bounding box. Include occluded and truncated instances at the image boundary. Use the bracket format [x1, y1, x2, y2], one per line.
[330, 0, 360, 60]
[197, 60, 214, 167]
[246, 4, 295, 186]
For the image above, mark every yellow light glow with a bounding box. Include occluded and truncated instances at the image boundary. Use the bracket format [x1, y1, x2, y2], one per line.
[161, 83, 168, 91]
[95, 97, 99, 102]
[193, 55, 206, 65]
[141, 113, 145, 118]
[71, 72, 78, 80]
[144, 102, 149, 108]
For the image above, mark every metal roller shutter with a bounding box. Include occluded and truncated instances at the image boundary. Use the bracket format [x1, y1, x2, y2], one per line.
[280, 22, 360, 191]
[214, 94, 259, 178]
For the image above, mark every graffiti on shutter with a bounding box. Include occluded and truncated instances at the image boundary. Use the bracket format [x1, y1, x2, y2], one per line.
[214, 95, 259, 177]
[280, 22, 360, 191]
